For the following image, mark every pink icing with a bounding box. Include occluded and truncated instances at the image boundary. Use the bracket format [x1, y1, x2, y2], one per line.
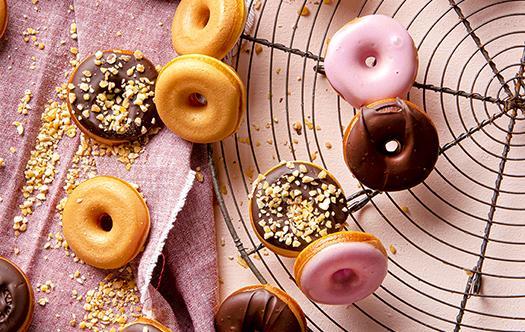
[324, 15, 418, 108]
[298, 242, 388, 305]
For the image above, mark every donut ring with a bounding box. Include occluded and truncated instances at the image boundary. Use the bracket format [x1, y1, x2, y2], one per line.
[62, 176, 150, 269]
[122, 317, 172, 332]
[0, 257, 35, 332]
[171, 0, 246, 59]
[324, 15, 418, 108]
[0, 0, 7, 39]
[66, 49, 160, 145]
[215, 284, 307, 332]
[154, 54, 245, 143]
[343, 98, 439, 192]
[294, 231, 388, 305]
[249, 160, 348, 257]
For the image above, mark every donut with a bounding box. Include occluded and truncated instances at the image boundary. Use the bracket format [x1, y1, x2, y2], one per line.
[0, 0, 7, 39]
[294, 231, 388, 305]
[324, 15, 418, 108]
[62, 176, 150, 269]
[66, 49, 160, 145]
[249, 161, 348, 257]
[343, 98, 439, 192]
[215, 284, 306, 332]
[0, 257, 35, 332]
[122, 317, 172, 332]
[154, 54, 245, 143]
[171, 0, 246, 59]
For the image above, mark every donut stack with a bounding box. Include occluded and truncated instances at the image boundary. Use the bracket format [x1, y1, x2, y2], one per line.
[325, 14, 440, 192]
[155, 0, 248, 144]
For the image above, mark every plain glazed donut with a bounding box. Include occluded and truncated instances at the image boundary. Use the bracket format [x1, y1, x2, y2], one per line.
[62, 176, 150, 269]
[343, 98, 439, 191]
[0, 257, 35, 332]
[66, 50, 160, 145]
[215, 284, 307, 332]
[324, 15, 418, 108]
[249, 161, 348, 257]
[154, 54, 246, 143]
[172, 0, 246, 59]
[122, 317, 172, 332]
[294, 231, 388, 305]
[0, 0, 7, 38]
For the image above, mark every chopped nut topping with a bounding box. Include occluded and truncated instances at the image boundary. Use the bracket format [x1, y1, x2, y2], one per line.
[252, 161, 346, 249]
[68, 51, 156, 138]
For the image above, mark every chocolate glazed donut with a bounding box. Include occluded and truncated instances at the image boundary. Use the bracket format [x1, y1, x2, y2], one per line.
[215, 285, 305, 332]
[343, 98, 439, 191]
[0, 257, 34, 332]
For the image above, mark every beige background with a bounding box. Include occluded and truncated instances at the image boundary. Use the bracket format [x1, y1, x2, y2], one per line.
[216, 0, 525, 331]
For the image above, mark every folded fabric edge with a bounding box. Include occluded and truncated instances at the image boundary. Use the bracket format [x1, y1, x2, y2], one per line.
[139, 168, 196, 314]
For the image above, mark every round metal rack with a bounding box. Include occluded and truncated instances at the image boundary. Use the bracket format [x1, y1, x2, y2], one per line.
[209, 0, 525, 330]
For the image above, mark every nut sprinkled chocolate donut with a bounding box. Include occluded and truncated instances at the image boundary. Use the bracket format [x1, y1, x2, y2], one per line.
[249, 161, 348, 257]
[343, 98, 439, 191]
[0, 257, 34, 332]
[66, 50, 160, 145]
[215, 285, 306, 332]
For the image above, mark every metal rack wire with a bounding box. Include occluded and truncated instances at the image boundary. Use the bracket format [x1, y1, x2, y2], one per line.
[209, 0, 525, 330]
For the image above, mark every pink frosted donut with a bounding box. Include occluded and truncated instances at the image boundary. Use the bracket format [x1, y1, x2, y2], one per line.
[324, 15, 418, 108]
[294, 231, 388, 305]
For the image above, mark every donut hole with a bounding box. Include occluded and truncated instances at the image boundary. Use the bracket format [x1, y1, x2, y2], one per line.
[196, 6, 211, 29]
[188, 93, 208, 108]
[365, 56, 377, 68]
[331, 268, 357, 285]
[98, 214, 113, 232]
[384, 139, 401, 155]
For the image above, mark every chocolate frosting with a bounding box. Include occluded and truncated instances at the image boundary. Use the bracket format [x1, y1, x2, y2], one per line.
[122, 323, 162, 332]
[250, 161, 348, 253]
[215, 288, 302, 332]
[68, 50, 160, 142]
[0, 258, 32, 332]
[344, 98, 439, 191]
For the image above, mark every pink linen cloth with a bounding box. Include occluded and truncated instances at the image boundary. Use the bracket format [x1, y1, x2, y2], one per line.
[0, 0, 218, 331]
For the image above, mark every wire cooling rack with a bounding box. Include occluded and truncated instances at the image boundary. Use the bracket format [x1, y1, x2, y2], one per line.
[209, 0, 525, 330]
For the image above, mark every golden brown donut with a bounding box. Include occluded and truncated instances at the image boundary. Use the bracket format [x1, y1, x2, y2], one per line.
[154, 54, 246, 143]
[248, 160, 348, 257]
[121, 317, 172, 332]
[62, 176, 150, 269]
[0, 257, 35, 332]
[215, 284, 307, 332]
[0, 0, 7, 39]
[66, 49, 160, 145]
[343, 98, 439, 191]
[171, 0, 246, 59]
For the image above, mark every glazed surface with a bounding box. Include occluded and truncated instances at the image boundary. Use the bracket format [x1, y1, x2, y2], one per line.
[250, 161, 348, 254]
[0, 258, 32, 332]
[67, 50, 159, 143]
[215, 287, 303, 332]
[344, 98, 439, 191]
[299, 241, 388, 305]
[325, 15, 418, 107]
